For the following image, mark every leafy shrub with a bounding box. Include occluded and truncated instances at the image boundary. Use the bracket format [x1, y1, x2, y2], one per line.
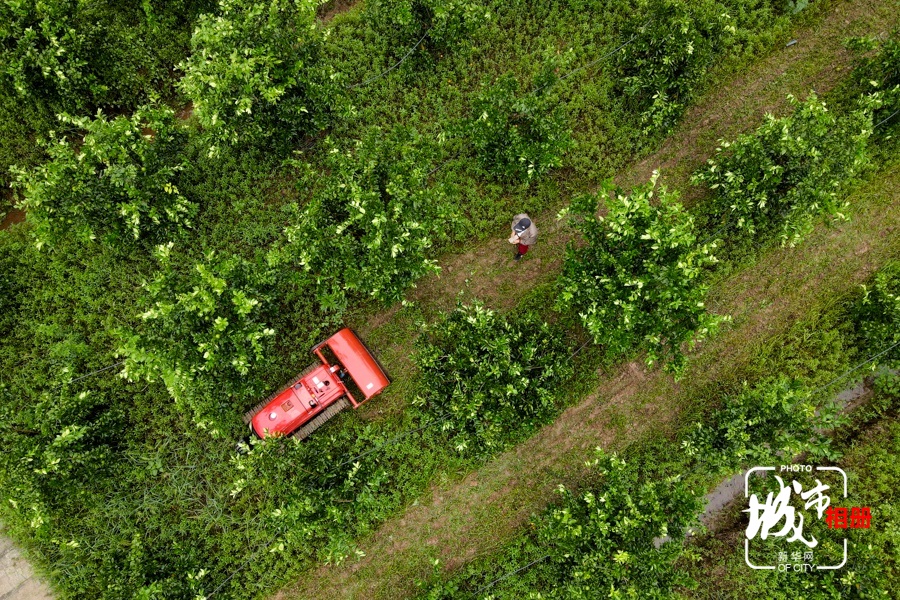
[1, 1, 101, 110]
[0, 239, 24, 335]
[0, 387, 124, 500]
[558, 172, 725, 377]
[615, 0, 736, 134]
[365, 0, 489, 53]
[275, 127, 457, 312]
[854, 261, 900, 367]
[179, 0, 338, 150]
[0, 0, 208, 112]
[468, 64, 572, 181]
[0, 384, 126, 598]
[683, 378, 841, 475]
[419, 451, 703, 600]
[0, 92, 52, 192]
[12, 106, 194, 247]
[413, 303, 572, 453]
[846, 29, 900, 128]
[697, 416, 900, 599]
[119, 245, 276, 434]
[692, 94, 872, 247]
[536, 451, 701, 599]
[0, 0, 210, 187]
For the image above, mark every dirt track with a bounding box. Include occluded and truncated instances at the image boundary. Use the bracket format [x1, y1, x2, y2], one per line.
[0, 535, 52, 600]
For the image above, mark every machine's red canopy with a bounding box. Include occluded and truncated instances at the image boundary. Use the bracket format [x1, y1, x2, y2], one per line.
[324, 328, 389, 400]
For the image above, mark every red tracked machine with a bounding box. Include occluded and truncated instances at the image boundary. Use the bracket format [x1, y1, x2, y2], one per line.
[243, 328, 389, 440]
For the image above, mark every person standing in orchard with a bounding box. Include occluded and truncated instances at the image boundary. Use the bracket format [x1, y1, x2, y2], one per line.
[509, 213, 538, 261]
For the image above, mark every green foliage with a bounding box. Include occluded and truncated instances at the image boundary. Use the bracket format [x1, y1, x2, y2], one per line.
[179, 0, 338, 150]
[418, 256, 876, 600]
[0, 238, 23, 335]
[683, 378, 841, 475]
[615, 0, 736, 134]
[691, 408, 900, 599]
[0, 383, 127, 596]
[692, 94, 872, 247]
[676, 269, 900, 599]
[413, 303, 572, 453]
[783, 0, 809, 13]
[558, 172, 724, 377]
[468, 65, 572, 181]
[854, 261, 900, 367]
[537, 451, 701, 599]
[0, 227, 167, 598]
[12, 106, 194, 247]
[846, 28, 900, 129]
[0, 0, 211, 187]
[0, 0, 97, 109]
[0, 0, 818, 597]
[365, 0, 490, 53]
[0, 0, 208, 111]
[740, 311, 853, 393]
[276, 127, 457, 312]
[0, 91, 51, 191]
[1, 385, 124, 496]
[119, 245, 276, 433]
[0, 223, 460, 598]
[420, 450, 702, 599]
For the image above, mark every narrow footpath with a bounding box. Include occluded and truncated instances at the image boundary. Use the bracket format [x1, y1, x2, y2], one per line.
[0, 535, 52, 600]
[280, 163, 900, 600]
[276, 0, 900, 597]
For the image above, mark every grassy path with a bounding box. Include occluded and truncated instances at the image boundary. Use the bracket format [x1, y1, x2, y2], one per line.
[280, 162, 900, 600]
[273, 0, 900, 597]
[338, 0, 899, 426]
[365, 0, 897, 320]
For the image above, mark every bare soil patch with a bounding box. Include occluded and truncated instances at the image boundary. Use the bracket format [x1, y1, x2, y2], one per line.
[0, 208, 25, 231]
[318, 0, 358, 23]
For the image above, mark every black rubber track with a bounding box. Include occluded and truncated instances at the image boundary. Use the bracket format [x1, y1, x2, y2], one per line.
[292, 398, 351, 441]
